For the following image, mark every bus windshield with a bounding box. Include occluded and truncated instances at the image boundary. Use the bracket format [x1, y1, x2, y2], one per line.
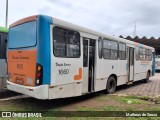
[8, 21, 37, 48]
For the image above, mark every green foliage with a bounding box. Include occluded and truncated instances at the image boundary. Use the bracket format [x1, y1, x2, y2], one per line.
[0, 26, 8, 33]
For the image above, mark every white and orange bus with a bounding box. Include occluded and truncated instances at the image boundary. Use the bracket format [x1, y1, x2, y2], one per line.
[7, 15, 155, 99]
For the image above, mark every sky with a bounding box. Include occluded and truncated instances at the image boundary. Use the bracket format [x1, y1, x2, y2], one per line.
[0, 0, 160, 38]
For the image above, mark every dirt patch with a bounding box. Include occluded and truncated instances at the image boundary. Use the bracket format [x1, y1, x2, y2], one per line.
[61, 96, 123, 111]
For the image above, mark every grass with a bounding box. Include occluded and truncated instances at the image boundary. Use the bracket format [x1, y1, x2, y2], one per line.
[1, 94, 160, 119]
[113, 95, 150, 104]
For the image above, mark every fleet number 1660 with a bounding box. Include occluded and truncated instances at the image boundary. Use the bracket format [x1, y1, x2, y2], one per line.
[59, 69, 69, 75]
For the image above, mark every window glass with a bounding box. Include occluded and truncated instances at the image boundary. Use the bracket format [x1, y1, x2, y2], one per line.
[111, 50, 118, 60]
[119, 43, 126, 60]
[54, 41, 65, 57]
[9, 21, 37, 48]
[139, 48, 152, 61]
[53, 27, 80, 58]
[66, 44, 79, 57]
[103, 39, 118, 60]
[103, 40, 111, 49]
[135, 47, 139, 60]
[145, 49, 149, 60]
[98, 38, 102, 59]
[83, 40, 88, 67]
[139, 48, 143, 61]
[142, 48, 146, 61]
[148, 50, 152, 61]
[111, 41, 118, 50]
[111, 41, 118, 60]
[103, 49, 111, 59]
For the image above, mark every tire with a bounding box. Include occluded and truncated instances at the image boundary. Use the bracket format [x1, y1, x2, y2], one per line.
[104, 76, 117, 94]
[144, 71, 150, 83]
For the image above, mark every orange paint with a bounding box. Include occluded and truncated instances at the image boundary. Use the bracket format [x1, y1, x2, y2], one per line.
[10, 15, 37, 28]
[141, 61, 150, 64]
[8, 50, 37, 86]
[134, 42, 138, 46]
[144, 45, 147, 49]
[74, 68, 82, 80]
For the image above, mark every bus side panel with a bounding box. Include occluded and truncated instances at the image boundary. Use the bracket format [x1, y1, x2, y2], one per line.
[134, 61, 152, 81]
[95, 59, 128, 90]
[37, 15, 53, 85]
[0, 59, 7, 77]
[0, 32, 7, 78]
[49, 25, 83, 99]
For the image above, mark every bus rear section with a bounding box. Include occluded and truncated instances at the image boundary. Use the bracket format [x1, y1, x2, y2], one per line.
[7, 16, 50, 99]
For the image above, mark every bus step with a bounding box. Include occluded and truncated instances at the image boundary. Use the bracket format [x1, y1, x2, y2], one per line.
[127, 82, 133, 85]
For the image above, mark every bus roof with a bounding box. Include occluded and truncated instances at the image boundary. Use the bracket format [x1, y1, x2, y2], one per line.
[0, 26, 8, 33]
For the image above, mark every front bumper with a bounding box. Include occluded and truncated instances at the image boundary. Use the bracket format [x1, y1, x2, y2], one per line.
[7, 81, 49, 100]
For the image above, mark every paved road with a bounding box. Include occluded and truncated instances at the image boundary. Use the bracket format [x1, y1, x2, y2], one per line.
[115, 73, 160, 97]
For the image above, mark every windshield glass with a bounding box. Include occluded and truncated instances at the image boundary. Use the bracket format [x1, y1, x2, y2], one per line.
[8, 21, 37, 48]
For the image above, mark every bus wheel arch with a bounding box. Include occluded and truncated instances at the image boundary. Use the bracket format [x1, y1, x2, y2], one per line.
[104, 74, 117, 94]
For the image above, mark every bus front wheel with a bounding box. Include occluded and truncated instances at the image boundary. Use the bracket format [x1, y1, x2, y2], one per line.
[104, 76, 116, 94]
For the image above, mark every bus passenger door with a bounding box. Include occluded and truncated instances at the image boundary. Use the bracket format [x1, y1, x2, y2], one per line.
[128, 47, 134, 81]
[82, 38, 95, 93]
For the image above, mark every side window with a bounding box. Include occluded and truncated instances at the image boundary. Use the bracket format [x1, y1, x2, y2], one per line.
[103, 40, 111, 59]
[98, 37, 102, 59]
[103, 39, 118, 60]
[143, 48, 146, 61]
[53, 27, 80, 58]
[135, 47, 139, 60]
[146, 49, 149, 61]
[83, 40, 88, 67]
[148, 50, 152, 61]
[119, 43, 126, 60]
[139, 48, 143, 61]
[111, 41, 118, 60]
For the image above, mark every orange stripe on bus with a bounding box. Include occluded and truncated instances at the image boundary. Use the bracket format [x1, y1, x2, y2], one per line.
[10, 15, 37, 28]
[74, 68, 82, 80]
[134, 42, 138, 46]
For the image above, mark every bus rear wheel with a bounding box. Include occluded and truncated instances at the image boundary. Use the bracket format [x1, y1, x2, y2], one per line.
[144, 71, 150, 83]
[105, 76, 116, 94]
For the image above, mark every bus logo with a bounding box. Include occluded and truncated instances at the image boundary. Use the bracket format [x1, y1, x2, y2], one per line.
[2, 112, 11, 117]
